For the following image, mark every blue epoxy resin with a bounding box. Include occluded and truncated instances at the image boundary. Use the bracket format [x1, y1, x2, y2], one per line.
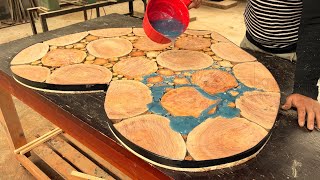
[142, 67, 258, 134]
[150, 19, 185, 41]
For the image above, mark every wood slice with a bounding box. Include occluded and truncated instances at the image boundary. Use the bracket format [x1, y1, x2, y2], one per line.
[236, 91, 280, 130]
[11, 65, 50, 82]
[191, 69, 238, 95]
[160, 87, 217, 118]
[89, 28, 132, 37]
[41, 49, 86, 67]
[211, 32, 230, 42]
[104, 80, 152, 120]
[187, 117, 268, 160]
[11, 43, 49, 65]
[113, 57, 158, 79]
[87, 38, 133, 59]
[46, 64, 112, 85]
[44, 32, 89, 46]
[114, 114, 186, 160]
[133, 37, 170, 51]
[132, 28, 146, 36]
[233, 62, 280, 92]
[175, 36, 211, 51]
[156, 50, 213, 71]
[185, 29, 212, 36]
[211, 42, 256, 62]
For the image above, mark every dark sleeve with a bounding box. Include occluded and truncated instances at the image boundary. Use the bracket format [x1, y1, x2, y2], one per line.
[294, 0, 320, 99]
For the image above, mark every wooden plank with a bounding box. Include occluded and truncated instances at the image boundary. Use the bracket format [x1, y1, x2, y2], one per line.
[64, 134, 131, 180]
[46, 135, 114, 179]
[202, 0, 238, 10]
[0, 87, 28, 151]
[71, 171, 106, 180]
[15, 154, 51, 180]
[32, 144, 81, 180]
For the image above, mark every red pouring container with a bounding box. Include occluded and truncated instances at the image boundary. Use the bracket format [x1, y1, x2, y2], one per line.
[143, 0, 192, 44]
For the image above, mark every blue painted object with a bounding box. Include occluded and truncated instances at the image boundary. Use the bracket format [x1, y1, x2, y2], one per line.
[150, 19, 186, 41]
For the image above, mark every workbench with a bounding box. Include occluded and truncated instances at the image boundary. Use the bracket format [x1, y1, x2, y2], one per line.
[0, 14, 319, 179]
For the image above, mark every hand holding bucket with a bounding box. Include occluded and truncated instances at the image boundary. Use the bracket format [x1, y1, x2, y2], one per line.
[143, 0, 192, 44]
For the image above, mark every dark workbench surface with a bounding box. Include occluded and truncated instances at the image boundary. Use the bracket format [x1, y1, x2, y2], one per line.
[0, 14, 319, 179]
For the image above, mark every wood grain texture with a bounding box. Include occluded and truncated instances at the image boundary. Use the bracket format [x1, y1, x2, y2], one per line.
[133, 37, 170, 51]
[44, 32, 89, 46]
[113, 57, 158, 79]
[87, 38, 133, 59]
[89, 28, 132, 37]
[187, 117, 268, 160]
[105, 80, 152, 120]
[175, 36, 211, 51]
[236, 91, 280, 130]
[114, 114, 186, 160]
[233, 61, 280, 92]
[210, 32, 231, 43]
[132, 28, 146, 36]
[156, 50, 213, 71]
[185, 29, 212, 36]
[160, 87, 217, 118]
[46, 64, 112, 85]
[41, 49, 86, 67]
[211, 42, 257, 62]
[10, 43, 49, 65]
[191, 69, 238, 95]
[11, 65, 50, 82]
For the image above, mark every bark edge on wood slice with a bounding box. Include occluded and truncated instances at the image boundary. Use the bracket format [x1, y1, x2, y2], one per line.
[156, 50, 213, 71]
[11, 43, 49, 65]
[44, 32, 89, 46]
[46, 64, 112, 84]
[41, 49, 87, 67]
[89, 28, 132, 38]
[211, 42, 256, 62]
[113, 57, 158, 79]
[187, 117, 268, 160]
[211, 31, 231, 43]
[160, 87, 217, 118]
[236, 91, 280, 130]
[175, 36, 211, 51]
[191, 69, 238, 95]
[114, 114, 186, 160]
[132, 28, 146, 36]
[87, 38, 133, 59]
[133, 36, 170, 51]
[185, 29, 212, 36]
[104, 80, 152, 120]
[233, 61, 280, 92]
[11, 65, 50, 82]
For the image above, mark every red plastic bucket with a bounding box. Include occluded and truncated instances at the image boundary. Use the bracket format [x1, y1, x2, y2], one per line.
[143, 0, 191, 44]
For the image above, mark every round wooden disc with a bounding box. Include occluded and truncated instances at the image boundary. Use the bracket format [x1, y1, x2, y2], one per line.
[132, 28, 146, 36]
[236, 91, 280, 129]
[87, 38, 133, 59]
[104, 80, 152, 120]
[114, 114, 186, 160]
[187, 117, 268, 160]
[41, 49, 86, 67]
[46, 64, 112, 84]
[11, 65, 50, 82]
[133, 37, 170, 51]
[89, 28, 132, 37]
[233, 62, 280, 92]
[156, 50, 213, 71]
[184, 29, 212, 36]
[211, 42, 256, 62]
[211, 32, 231, 42]
[11, 43, 49, 65]
[44, 32, 89, 46]
[191, 69, 238, 95]
[160, 87, 217, 118]
[113, 57, 158, 79]
[175, 36, 211, 51]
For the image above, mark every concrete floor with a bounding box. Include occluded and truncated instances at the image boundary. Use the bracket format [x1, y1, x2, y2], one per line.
[0, 1, 246, 179]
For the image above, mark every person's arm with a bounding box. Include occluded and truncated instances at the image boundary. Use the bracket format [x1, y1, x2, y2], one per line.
[282, 0, 320, 130]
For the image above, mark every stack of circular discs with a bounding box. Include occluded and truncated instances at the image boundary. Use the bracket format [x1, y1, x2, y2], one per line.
[10, 28, 281, 171]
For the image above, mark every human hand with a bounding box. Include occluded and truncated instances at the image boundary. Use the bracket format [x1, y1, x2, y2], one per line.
[188, 0, 202, 9]
[282, 93, 320, 130]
